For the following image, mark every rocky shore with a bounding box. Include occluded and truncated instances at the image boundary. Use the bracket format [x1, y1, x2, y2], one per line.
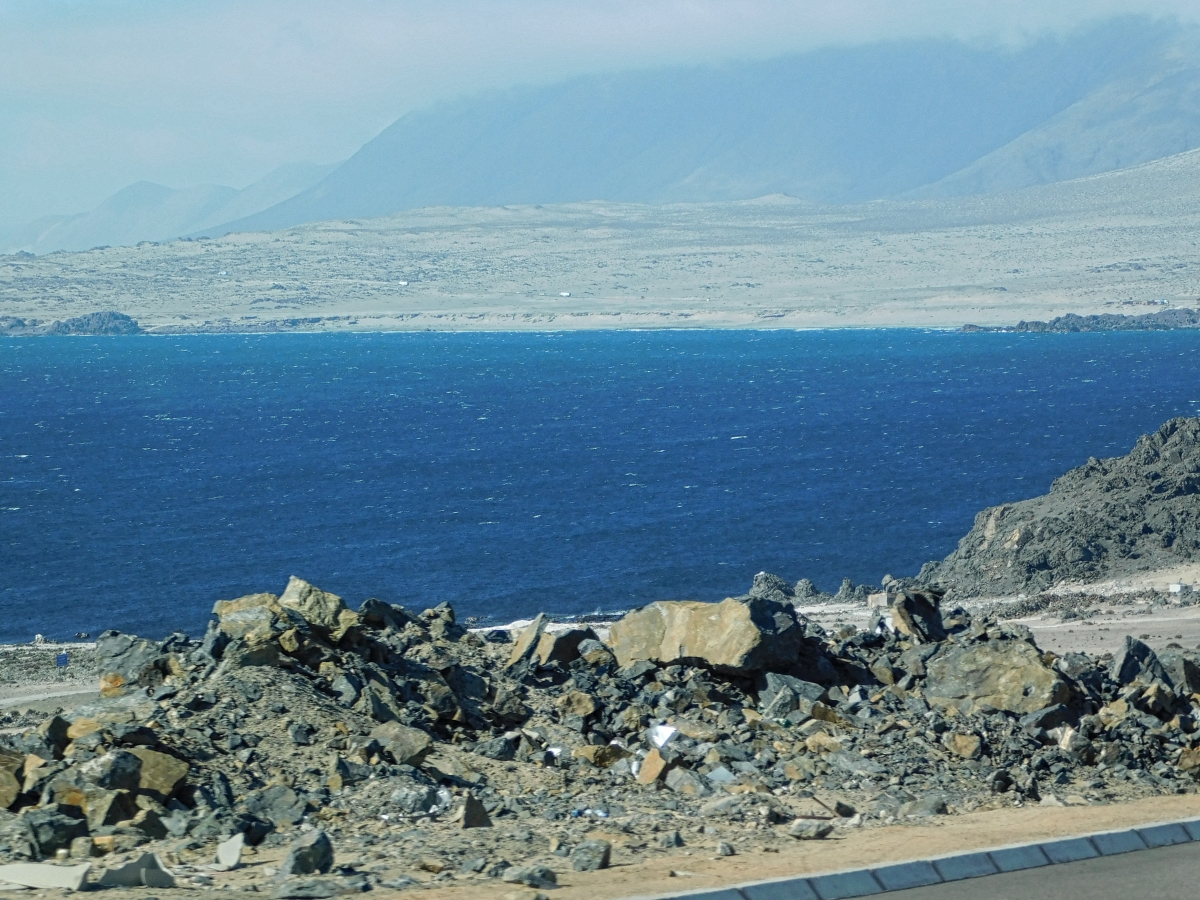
[960, 307, 1200, 333]
[0, 570, 1197, 895]
[923, 417, 1200, 598]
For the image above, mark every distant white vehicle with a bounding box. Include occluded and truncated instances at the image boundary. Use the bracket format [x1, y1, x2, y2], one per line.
[218, 270, 227, 276]
[559, 291, 571, 297]
[399, 281, 409, 286]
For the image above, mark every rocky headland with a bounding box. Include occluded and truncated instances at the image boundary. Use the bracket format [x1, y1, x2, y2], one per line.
[923, 417, 1200, 598]
[0, 311, 142, 336]
[961, 307, 1200, 333]
[1, 420, 1200, 894]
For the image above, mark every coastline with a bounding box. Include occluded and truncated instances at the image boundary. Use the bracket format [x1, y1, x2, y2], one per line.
[7, 305, 1200, 336]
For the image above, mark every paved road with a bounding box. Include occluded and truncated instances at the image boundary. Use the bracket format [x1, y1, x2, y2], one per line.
[885, 842, 1200, 899]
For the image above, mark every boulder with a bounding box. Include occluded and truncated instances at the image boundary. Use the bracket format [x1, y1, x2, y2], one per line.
[944, 733, 983, 760]
[890, 589, 946, 643]
[243, 785, 309, 827]
[506, 615, 548, 668]
[1157, 649, 1200, 694]
[535, 628, 598, 667]
[749, 572, 795, 602]
[0, 862, 92, 891]
[370, 722, 433, 767]
[75, 750, 142, 792]
[606, 596, 814, 676]
[501, 865, 557, 888]
[23, 806, 88, 856]
[211, 593, 284, 643]
[635, 748, 673, 784]
[278, 577, 347, 631]
[1111, 637, 1169, 686]
[571, 839, 611, 871]
[279, 829, 334, 877]
[924, 640, 1070, 715]
[0, 750, 23, 809]
[130, 748, 188, 802]
[460, 793, 492, 828]
[80, 786, 138, 830]
[96, 631, 167, 696]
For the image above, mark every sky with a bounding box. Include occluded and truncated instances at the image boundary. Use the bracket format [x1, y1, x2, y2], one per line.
[3, 1, 1200, 227]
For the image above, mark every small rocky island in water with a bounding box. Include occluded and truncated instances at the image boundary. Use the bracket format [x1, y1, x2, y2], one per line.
[1, 420, 1200, 893]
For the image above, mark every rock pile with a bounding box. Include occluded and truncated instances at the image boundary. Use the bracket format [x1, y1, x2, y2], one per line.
[0, 574, 1197, 891]
[923, 417, 1200, 597]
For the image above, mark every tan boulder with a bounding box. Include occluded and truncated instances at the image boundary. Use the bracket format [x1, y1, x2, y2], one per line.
[572, 745, 630, 768]
[944, 733, 983, 760]
[805, 732, 842, 754]
[0, 750, 22, 809]
[66, 719, 103, 741]
[506, 615, 548, 668]
[606, 596, 811, 676]
[279, 577, 347, 630]
[130, 748, 188, 802]
[924, 639, 1070, 715]
[558, 692, 599, 718]
[635, 748, 672, 784]
[212, 593, 283, 643]
[672, 718, 721, 743]
[371, 722, 433, 766]
[1178, 747, 1200, 772]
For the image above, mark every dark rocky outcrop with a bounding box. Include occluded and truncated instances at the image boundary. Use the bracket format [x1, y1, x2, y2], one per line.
[43, 311, 142, 335]
[962, 308, 1200, 334]
[922, 417, 1200, 597]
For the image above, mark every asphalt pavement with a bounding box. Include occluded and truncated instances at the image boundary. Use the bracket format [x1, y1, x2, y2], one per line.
[882, 841, 1200, 899]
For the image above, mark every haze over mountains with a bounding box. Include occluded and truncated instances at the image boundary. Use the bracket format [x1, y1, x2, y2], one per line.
[0, 162, 337, 256]
[5, 16, 1200, 255]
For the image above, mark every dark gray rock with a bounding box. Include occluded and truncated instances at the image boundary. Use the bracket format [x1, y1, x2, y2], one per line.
[891, 589, 946, 643]
[1111, 636, 1168, 686]
[474, 734, 519, 761]
[749, 572, 795, 602]
[788, 821, 833, 840]
[757, 673, 824, 716]
[272, 878, 338, 900]
[1156, 649, 1200, 694]
[76, 749, 143, 792]
[501, 864, 557, 888]
[24, 806, 88, 856]
[922, 418, 1200, 596]
[96, 630, 167, 689]
[1019, 704, 1075, 731]
[279, 829, 334, 877]
[571, 839, 611, 871]
[244, 785, 308, 827]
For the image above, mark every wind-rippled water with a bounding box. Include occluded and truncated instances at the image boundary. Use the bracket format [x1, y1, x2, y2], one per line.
[2, 329, 1199, 643]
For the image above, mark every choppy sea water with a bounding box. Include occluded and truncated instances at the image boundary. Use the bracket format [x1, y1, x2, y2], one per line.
[2, 329, 1199, 643]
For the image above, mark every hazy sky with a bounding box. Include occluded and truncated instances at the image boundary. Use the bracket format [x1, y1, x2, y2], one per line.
[3, 1, 1199, 226]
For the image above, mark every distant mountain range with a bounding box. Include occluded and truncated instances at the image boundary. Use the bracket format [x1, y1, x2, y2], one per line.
[0, 162, 337, 255]
[6, 16, 1200, 256]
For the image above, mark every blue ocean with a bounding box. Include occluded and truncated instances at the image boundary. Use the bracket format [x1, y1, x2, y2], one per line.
[2, 330, 1199, 644]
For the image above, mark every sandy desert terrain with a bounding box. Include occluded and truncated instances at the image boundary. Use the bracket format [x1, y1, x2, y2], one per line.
[5, 149, 1200, 333]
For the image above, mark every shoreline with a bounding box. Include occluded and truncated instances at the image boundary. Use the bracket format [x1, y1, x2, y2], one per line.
[6, 317, 1200, 337]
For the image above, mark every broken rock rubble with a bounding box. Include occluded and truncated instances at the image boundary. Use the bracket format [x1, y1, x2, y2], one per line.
[0, 574, 1194, 890]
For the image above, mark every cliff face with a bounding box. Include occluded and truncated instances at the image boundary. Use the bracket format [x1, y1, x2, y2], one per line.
[924, 417, 1200, 596]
